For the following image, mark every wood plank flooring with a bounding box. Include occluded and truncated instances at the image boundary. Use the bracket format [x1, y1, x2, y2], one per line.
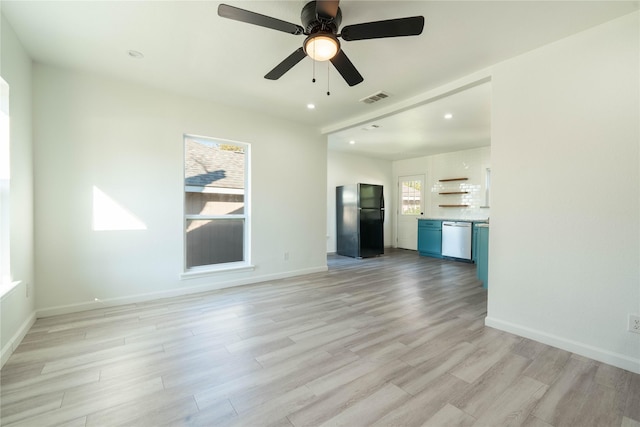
[1, 249, 639, 426]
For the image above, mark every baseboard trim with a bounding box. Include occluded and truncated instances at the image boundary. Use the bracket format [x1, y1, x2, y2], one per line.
[485, 316, 640, 374]
[36, 265, 328, 318]
[1, 311, 36, 368]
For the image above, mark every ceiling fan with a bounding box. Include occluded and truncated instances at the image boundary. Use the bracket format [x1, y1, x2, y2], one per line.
[218, 1, 425, 87]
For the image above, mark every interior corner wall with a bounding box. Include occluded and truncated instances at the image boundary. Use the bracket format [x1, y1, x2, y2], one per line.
[326, 150, 392, 253]
[487, 11, 640, 373]
[32, 64, 327, 316]
[0, 14, 36, 366]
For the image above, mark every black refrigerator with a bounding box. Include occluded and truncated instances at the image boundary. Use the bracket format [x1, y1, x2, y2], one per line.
[336, 184, 384, 258]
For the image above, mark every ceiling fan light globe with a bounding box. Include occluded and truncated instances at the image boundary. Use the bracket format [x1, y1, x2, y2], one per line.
[304, 34, 339, 61]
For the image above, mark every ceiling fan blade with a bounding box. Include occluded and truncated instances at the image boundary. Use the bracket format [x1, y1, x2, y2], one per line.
[341, 16, 425, 41]
[218, 4, 304, 35]
[330, 50, 364, 87]
[265, 48, 307, 80]
[316, 0, 340, 21]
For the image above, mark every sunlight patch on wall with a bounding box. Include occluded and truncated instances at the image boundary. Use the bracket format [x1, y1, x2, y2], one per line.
[92, 186, 147, 231]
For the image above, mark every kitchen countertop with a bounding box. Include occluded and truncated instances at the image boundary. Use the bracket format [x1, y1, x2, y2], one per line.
[418, 218, 489, 223]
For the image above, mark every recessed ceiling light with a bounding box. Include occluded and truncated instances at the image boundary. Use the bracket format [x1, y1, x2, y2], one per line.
[444, 113, 453, 119]
[349, 140, 356, 145]
[307, 103, 315, 110]
[127, 50, 144, 59]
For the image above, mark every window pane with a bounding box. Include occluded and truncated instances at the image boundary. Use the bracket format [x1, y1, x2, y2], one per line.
[401, 180, 421, 215]
[185, 138, 245, 215]
[185, 140, 245, 191]
[186, 218, 244, 267]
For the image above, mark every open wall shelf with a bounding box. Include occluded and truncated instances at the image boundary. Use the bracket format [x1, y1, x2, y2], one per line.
[439, 177, 468, 182]
[438, 178, 470, 208]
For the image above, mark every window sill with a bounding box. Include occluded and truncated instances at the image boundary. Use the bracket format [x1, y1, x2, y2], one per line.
[0, 280, 22, 300]
[180, 263, 255, 280]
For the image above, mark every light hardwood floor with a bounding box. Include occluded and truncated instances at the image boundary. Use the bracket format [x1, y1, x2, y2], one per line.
[1, 249, 639, 426]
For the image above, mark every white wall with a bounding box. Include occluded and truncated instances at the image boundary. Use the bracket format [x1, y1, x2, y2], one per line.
[0, 14, 36, 366]
[33, 64, 327, 316]
[326, 150, 392, 253]
[393, 147, 491, 221]
[427, 148, 491, 220]
[487, 11, 640, 373]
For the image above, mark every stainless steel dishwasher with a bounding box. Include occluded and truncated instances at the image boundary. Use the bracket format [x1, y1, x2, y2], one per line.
[441, 221, 472, 260]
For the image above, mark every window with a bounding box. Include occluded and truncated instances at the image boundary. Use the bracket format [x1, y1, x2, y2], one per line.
[184, 135, 249, 271]
[400, 179, 422, 215]
[483, 168, 491, 208]
[0, 78, 10, 289]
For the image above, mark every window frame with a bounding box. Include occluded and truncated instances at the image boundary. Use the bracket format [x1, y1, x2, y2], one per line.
[181, 134, 252, 277]
[0, 77, 13, 294]
[483, 167, 491, 208]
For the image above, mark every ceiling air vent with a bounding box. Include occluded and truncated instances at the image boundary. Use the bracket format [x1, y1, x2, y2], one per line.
[360, 91, 390, 104]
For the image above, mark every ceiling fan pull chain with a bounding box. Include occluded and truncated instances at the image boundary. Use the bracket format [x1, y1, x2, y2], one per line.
[327, 62, 330, 96]
[312, 43, 316, 83]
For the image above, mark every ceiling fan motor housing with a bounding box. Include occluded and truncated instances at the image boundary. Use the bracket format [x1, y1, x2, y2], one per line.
[301, 1, 342, 34]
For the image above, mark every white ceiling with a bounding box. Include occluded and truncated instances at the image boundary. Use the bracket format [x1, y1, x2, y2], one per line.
[3, 1, 638, 160]
[328, 80, 492, 160]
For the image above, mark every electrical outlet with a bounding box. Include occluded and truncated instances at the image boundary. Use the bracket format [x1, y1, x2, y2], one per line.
[629, 314, 640, 334]
[284, 252, 289, 261]
[25, 283, 29, 298]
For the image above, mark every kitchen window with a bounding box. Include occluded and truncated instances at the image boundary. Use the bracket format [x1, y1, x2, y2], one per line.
[482, 168, 491, 208]
[183, 135, 250, 273]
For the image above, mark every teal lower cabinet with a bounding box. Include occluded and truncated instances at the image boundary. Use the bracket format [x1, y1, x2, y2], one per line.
[476, 225, 489, 288]
[418, 220, 442, 258]
[472, 222, 485, 262]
